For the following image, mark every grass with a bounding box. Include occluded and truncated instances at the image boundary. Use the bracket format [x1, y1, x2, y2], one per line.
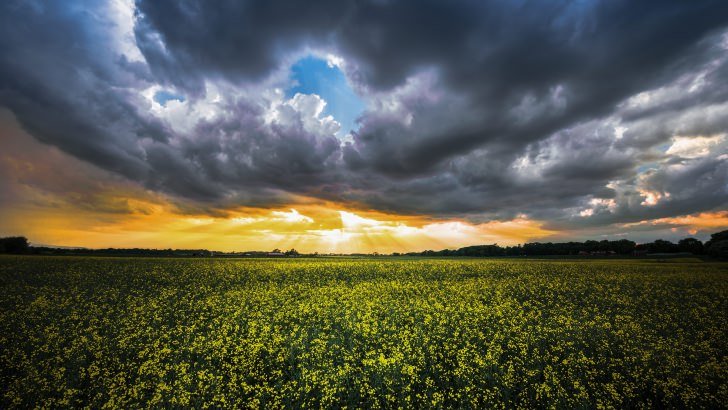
[0, 256, 726, 408]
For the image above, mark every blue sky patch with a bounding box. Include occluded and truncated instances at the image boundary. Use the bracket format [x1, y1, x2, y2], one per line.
[153, 90, 185, 106]
[287, 56, 365, 137]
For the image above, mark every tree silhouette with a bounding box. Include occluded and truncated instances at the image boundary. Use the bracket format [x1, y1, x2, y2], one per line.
[0, 237, 29, 254]
[677, 238, 703, 254]
[705, 230, 728, 258]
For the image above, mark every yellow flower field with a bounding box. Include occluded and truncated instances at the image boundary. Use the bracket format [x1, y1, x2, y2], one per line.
[0, 256, 726, 408]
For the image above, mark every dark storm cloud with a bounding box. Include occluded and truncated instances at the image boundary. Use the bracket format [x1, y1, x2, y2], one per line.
[0, 1, 339, 206]
[134, 0, 352, 94]
[344, 0, 728, 176]
[0, 1, 168, 190]
[1, 0, 727, 233]
[135, 0, 728, 173]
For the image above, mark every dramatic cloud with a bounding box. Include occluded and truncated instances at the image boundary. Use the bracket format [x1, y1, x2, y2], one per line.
[1, 0, 727, 247]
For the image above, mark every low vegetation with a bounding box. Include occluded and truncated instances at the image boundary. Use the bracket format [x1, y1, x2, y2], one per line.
[0, 257, 726, 408]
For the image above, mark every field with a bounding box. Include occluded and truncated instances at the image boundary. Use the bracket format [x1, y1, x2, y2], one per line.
[0, 256, 726, 408]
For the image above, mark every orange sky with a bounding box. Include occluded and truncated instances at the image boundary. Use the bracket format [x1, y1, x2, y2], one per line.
[1, 108, 726, 253]
[0, 108, 557, 252]
[1, 203, 557, 253]
[621, 211, 728, 236]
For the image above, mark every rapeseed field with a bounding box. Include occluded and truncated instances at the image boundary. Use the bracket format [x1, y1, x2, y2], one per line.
[0, 256, 726, 408]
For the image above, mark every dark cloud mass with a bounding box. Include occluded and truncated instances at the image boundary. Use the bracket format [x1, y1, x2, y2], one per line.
[1, 0, 728, 231]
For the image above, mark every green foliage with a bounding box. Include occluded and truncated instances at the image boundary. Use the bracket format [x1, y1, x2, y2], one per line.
[0, 256, 726, 408]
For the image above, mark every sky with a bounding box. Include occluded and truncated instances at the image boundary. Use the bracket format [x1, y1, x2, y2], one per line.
[1, 0, 728, 253]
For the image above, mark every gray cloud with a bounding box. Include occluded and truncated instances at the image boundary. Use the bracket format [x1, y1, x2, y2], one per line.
[1, 0, 727, 236]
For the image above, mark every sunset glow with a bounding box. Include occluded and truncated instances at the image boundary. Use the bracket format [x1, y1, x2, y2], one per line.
[1, 1, 727, 252]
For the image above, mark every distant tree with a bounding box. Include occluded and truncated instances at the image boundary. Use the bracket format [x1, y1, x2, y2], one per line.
[272, 248, 281, 253]
[584, 240, 599, 252]
[705, 230, 728, 259]
[646, 239, 678, 253]
[284, 248, 299, 256]
[708, 230, 728, 243]
[612, 239, 637, 254]
[457, 244, 503, 256]
[0, 237, 29, 254]
[705, 240, 728, 258]
[677, 238, 703, 254]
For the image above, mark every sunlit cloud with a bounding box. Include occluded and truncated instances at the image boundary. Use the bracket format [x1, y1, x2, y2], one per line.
[639, 190, 670, 206]
[271, 209, 314, 224]
[665, 134, 725, 159]
[622, 211, 728, 235]
[1, 2, 727, 251]
[0, 127, 554, 253]
[0, 117, 552, 252]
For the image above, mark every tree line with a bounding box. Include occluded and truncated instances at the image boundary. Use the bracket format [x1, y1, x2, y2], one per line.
[401, 230, 728, 258]
[0, 238, 303, 258]
[1, 230, 727, 258]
